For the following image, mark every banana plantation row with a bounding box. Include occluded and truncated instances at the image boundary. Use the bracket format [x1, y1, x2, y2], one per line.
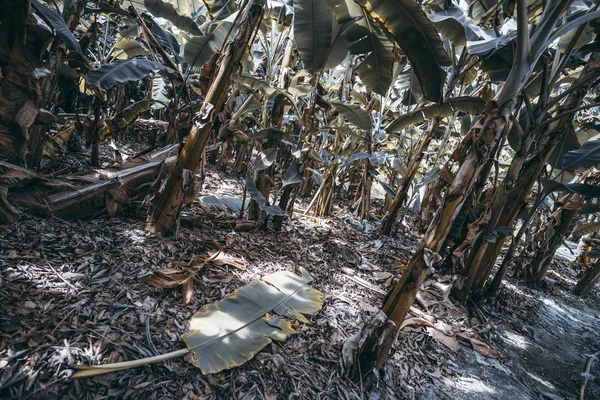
[1, 0, 600, 383]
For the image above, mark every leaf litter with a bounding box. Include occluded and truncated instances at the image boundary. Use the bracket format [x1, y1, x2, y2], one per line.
[0, 168, 598, 399]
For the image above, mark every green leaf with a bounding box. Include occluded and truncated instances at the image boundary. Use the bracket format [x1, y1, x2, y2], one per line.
[282, 162, 303, 187]
[354, 0, 452, 103]
[326, 0, 363, 23]
[386, 97, 486, 132]
[331, 100, 371, 131]
[85, 59, 173, 89]
[563, 138, 600, 172]
[184, 17, 234, 67]
[294, 0, 349, 74]
[345, 17, 395, 95]
[144, 0, 203, 35]
[31, 0, 84, 57]
[544, 180, 600, 198]
[246, 176, 266, 208]
[339, 152, 370, 168]
[254, 148, 278, 171]
[573, 221, 600, 238]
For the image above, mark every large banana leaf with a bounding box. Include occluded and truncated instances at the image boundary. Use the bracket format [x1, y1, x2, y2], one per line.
[345, 16, 394, 95]
[31, 0, 84, 57]
[184, 16, 234, 67]
[332, 100, 372, 131]
[427, 6, 494, 46]
[72, 268, 322, 378]
[563, 137, 600, 172]
[85, 59, 173, 89]
[294, 0, 349, 74]
[144, 0, 203, 35]
[182, 267, 320, 373]
[354, 0, 452, 103]
[386, 97, 486, 132]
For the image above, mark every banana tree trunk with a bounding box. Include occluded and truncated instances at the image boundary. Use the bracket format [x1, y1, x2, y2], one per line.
[379, 118, 440, 236]
[0, 1, 55, 160]
[574, 260, 600, 296]
[530, 196, 581, 287]
[146, 0, 265, 235]
[456, 61, 600, 299]
[355, 101, 510, 377]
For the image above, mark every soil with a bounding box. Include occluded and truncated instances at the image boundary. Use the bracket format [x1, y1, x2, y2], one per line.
[0, 168, 599, 400]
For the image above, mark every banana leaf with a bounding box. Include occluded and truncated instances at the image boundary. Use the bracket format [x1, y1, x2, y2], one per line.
[573, 221, 600, 238]
[332, 100, 372, 131]
[386, 97, 486, 133]
[354, 0, 452, 103]
[294, 0, 349, 74]
[85, 59, 173, 89]
[144, 0, 203, 35]
[71, 268, 322, 378]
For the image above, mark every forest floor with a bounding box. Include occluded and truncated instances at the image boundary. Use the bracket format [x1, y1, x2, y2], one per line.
[0, 167, 599, 400]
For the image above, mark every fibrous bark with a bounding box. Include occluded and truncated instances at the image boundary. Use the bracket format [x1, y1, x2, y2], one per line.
[146, 0, 266, 235]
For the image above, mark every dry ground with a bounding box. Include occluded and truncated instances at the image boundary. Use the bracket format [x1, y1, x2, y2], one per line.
[0, 169, 598, 399]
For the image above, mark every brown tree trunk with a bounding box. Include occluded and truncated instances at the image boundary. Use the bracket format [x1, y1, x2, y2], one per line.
[574, 260, 600, 296]
[146, 0, 265, 235]
[530, 196, 581, 287]
[0, 1, 54, 159]
[379, 119, 440, 236]
[355, 102, 509, 378]
[456, 60, 600, 299]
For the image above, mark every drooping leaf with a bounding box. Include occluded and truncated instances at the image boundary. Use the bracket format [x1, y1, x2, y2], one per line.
[184, 17, 234, 67]
[254, 148, 278, 171]
[146, 15, 182, 59]
[339, 152, 370, 168]
[415, 167, 440, 188]
[282, 162, 303, 187]
[294, 1, 349, 74]
[246, 176, 266, 208]
[199, 195, 246, 212]
[85, 59, 173, 89]
[573, 221, 600, 238]
[354, 0, 452, 103]
[344, 17, 394, 95]
[72, 268, 322, 377]
[428, 6, 493, 46]
[113, 99, 155, 128]
[331, 100, 371, 131]
[203, 0, 238, 19]
[562, 137, 600, 172]
[31, 0, 84, 57]
[544, 180, 600, 198]
[386, 97, 486, 132]
[467, 31, 517, 81]
[467, 0, 500, 25]
[113, 39, 149, 59]
[239, 74, 296, 107]
[144, 0, 203, 35]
